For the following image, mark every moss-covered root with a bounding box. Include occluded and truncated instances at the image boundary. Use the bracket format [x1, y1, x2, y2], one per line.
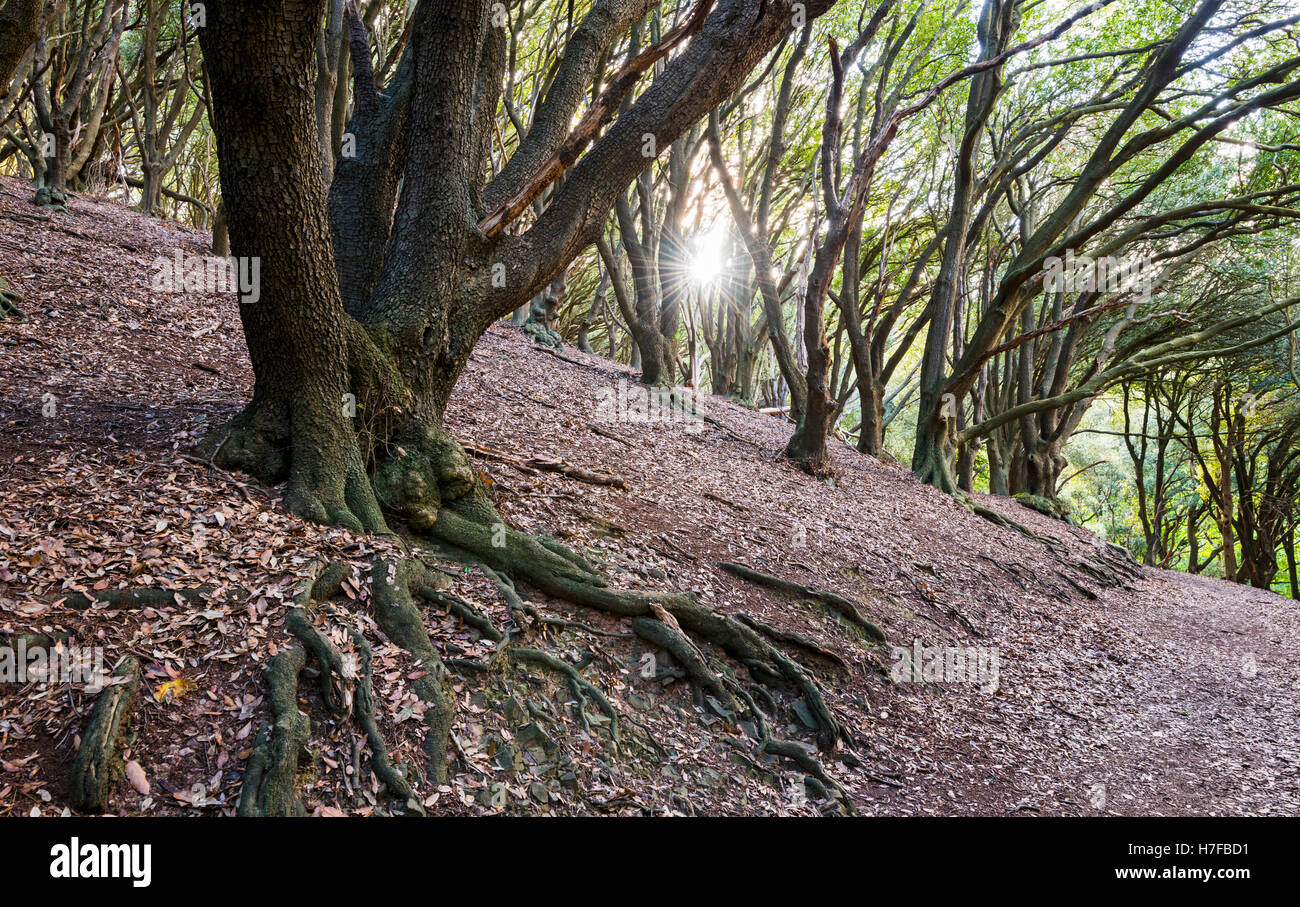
[285, 606, 348, 715]
[631, 616, 733, 706]
[237, 646, 310, 817]
[286, 605, 420, 808]
[369, 557, 454, 785]
[716, 561, 887, 644]
[511, 648, 621, 751]
[59, 586, 232, 611]
[0, 277, 28, 322]
[389, 435, 850, 751]
[760, 738, 854, 815]
[33, 185, 68, 211]
[348, 628, 421, 811]
[430, 509, 850, 752]
[69, 657, 141, 813]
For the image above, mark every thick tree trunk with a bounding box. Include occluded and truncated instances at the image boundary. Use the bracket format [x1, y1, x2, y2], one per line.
[197, 1, 385, 532]
[1022, 442, 1065, 499]
[137, 162, 164, 215]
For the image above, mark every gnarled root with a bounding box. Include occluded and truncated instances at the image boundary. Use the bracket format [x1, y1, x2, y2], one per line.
[717, 561, 887, 644]
[735, 611, 851, 674]
[375, 430, 854, 759]
[227, 423, 861, 813]
[368, 557, 454, 786]
[511, 648, 620, 752]
[70, 657, 141, 813]
[237, 559, 448, 815]
[59, 585, 240, 611]
[0, 277, 27, 322]
[196, 400, 388, 534]
[631, 616, 732, 706]
[33, 185, 68, 211]
[237, 646, 310, 817]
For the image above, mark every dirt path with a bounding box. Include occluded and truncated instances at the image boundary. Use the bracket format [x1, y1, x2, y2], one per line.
[859, 554, 1300, 816]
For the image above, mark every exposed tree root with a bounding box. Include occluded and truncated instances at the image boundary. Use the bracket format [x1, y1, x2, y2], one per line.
[237, 646, 310, 817]
[237, 561, 424, 814]
[58, 586, 238, 611]
[70, 657, 141, 813]
[214, 424, 862, 813]
[284, 606, 349, 716]
[347, 626, 422, 810]
[368, 557, 454, 786]
[414, 586, 504, 642]
[1013, 492, 1075, 524]
[463, 442, 626, 488]
[760, 738, 845, 804]
[735, 611, 851, 674]
[969, 499, 1066, 552]
[631, 615, 732, 705]
[33, 185, 68, 212]
[968, 496, 1143, 592]
[0, 277, 27, 322]
[511, 647, 621, 752]
[716, 560, 887, 644]
[448, 530, 850, 752]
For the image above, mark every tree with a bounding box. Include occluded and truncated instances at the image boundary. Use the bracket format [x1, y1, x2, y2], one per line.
[22, 0, 126, 206]
[911, 0, 1300, 493]
[196, 0, 868, 806]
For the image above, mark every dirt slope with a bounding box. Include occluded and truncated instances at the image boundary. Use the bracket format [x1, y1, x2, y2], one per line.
[2, 177, 1296, 816]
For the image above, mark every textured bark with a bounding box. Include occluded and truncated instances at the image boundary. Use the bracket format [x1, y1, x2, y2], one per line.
[197, 0, 841, 524]
[198, 0, 385, 532]
[0, 0, 44, 101]
[911, 0, 1013, 490]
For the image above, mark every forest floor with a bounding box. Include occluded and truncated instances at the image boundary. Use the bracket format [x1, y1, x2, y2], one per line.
[1, 176, 1297, 817]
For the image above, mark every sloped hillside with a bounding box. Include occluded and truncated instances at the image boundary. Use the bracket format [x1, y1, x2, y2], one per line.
[2, 177, 1296, 816]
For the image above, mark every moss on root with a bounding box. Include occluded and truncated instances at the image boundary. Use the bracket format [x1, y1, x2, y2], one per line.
[70, 657, 141, 813]
[237, 646, 311, 817]
[213, 423, 861, 813]
[369, 557, 454, 786]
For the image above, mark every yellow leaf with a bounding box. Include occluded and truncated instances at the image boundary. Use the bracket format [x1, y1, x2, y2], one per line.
[153, 678, 196, 702]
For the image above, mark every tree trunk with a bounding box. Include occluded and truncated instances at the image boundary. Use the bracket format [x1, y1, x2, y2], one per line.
[0, 0, 43, 102]
[911, 0, 1013, 491]
[138, 162, 164, 215]
[1286, 527, 1298, 599]
[197, 1, 386, 532]
[212, 200, 229, 256]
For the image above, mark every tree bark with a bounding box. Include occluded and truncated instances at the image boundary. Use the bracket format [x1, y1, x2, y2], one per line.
[0, 0, 44, 102]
